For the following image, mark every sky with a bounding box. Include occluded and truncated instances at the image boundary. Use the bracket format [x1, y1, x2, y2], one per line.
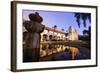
[22, 10, 91, 35]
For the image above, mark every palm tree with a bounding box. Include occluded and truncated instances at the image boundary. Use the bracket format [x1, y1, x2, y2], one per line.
[61, 28, 64, 31]
[51, 25, 57, 60]
[52, 25, 57, 40]
[83, 29, 88, 36]
[74, 13, 91, 28]
[53, 25, 57, 30]
[61, 28, 64, 40]
[82, 26, 91, 44]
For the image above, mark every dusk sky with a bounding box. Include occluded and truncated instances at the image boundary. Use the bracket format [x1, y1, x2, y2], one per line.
[23, 10, 91, 35]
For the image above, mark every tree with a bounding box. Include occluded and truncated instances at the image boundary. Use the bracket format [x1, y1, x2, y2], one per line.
[53, 25, 57, 29]
[61, 28, 64, 31]
[52, 25, 57, 60]
[74, 13, 91, 28]
[82, 26, 91, 42]
[83, 26, 91, 36]
[83, 29, 88, 36]
[52, 25, 57, 40]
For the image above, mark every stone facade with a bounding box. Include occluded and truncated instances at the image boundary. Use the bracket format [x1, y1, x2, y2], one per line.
[41, 26, 66, 41]
[41, 26, 78, 42]
[67, 26, 78, 41]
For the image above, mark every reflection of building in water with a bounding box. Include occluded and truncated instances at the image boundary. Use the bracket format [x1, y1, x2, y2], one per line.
[41, 26, 78, 41]
[40, 44, 79, 60]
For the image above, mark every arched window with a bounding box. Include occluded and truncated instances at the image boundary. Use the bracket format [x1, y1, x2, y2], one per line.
[43, 34, 48, 41]
[49, 35, 53, 41]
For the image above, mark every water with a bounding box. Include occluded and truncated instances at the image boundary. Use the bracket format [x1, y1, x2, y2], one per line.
[40, 42, 80, 61]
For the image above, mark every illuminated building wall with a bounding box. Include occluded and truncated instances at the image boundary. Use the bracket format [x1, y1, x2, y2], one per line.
[41, 26, 78, 41]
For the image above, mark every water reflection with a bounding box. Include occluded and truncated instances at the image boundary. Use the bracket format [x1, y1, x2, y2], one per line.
[40, 42, 79, 60]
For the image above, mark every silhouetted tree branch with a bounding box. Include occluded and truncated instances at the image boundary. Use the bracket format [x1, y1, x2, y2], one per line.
[74, 13, 91, 28]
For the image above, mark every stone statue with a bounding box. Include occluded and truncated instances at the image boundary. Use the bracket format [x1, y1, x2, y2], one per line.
[23, 12, 45, 62]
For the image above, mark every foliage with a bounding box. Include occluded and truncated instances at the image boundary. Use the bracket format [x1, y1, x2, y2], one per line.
[74, 13, 91, 28]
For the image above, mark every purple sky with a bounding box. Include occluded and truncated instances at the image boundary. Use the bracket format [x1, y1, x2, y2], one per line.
[22, 10, 91, 35]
